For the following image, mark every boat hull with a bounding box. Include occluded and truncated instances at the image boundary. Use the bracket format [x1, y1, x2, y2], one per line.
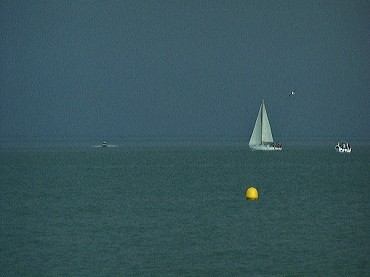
[249, 144, 282, 151]
[336, 147, 351, 153]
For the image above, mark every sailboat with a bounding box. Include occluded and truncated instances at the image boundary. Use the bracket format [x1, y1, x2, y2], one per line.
[249, 100, 282, 151]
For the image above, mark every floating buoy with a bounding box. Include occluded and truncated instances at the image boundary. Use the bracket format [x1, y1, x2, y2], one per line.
[246, 187, 258, 200]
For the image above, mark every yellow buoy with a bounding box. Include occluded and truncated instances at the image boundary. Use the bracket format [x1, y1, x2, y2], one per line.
[246, 187, 258, 200]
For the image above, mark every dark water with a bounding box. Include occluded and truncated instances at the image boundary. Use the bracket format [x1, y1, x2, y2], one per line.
[1, 144, 369, 275]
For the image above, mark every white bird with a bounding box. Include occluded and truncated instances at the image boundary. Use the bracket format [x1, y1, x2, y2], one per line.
[289, 91, 295, 97]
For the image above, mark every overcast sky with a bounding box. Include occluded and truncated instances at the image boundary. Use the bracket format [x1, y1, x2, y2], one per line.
[0, 1, 368, 143]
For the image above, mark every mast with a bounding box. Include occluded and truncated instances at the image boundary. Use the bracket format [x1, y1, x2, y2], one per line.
[261, 100, 263, 145]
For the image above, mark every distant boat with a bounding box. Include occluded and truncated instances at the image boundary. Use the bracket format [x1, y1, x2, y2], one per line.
[335, 141, 351, 153]
[93, 141, 117, 148]
[249, 100, 282, 151]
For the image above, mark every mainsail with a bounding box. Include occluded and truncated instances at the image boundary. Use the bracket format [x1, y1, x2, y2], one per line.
[249, 100, 274, 146]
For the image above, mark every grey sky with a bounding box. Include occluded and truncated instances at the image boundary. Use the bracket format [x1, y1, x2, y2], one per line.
[0, 1, 368, 143]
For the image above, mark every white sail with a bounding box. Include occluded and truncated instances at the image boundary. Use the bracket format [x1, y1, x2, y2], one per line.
[249, 100, 281, 151]
[249, 104, 262, 146]
[261, 102, 273, 143]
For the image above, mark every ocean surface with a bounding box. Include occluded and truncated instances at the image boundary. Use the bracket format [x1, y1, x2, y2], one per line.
[1, 143, 369, 276]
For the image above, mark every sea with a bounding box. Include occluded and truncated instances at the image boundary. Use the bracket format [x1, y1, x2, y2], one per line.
[0, 142, 369, 276]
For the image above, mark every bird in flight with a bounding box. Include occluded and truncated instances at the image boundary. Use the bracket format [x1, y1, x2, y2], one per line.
[289, 91, 296, 97]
